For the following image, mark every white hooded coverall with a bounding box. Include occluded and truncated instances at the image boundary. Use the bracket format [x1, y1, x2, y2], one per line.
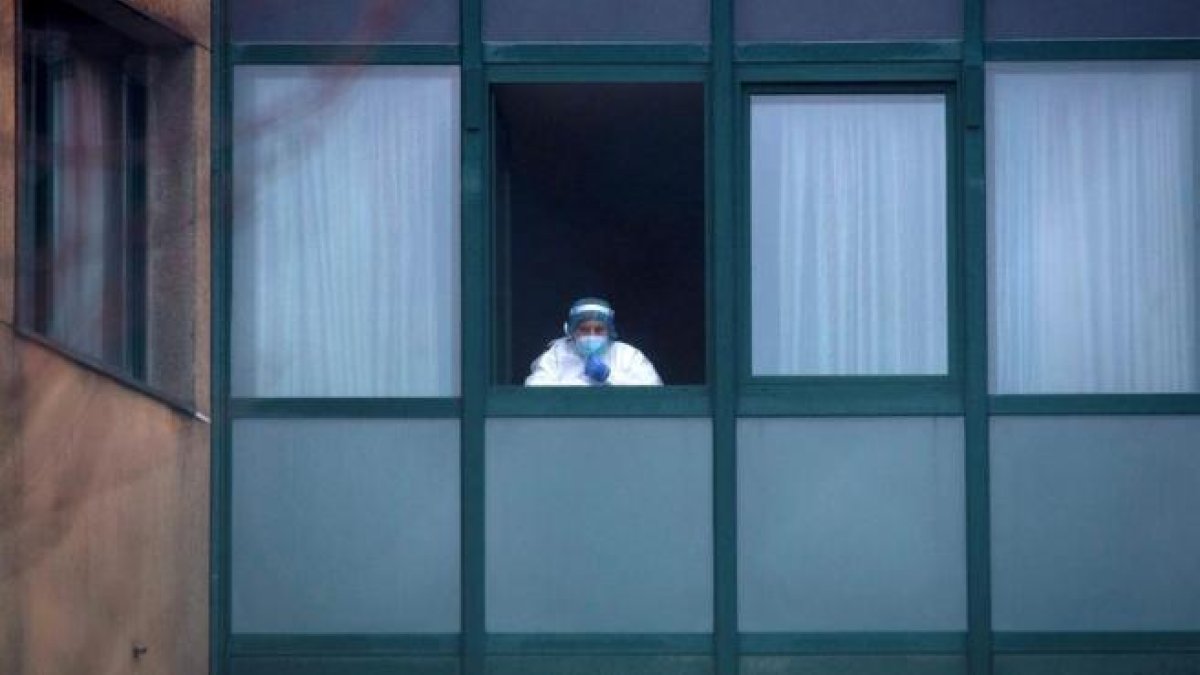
[525, 338, 663, 386]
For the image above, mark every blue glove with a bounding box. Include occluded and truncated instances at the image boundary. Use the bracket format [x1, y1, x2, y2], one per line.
[584, 354, 610, 383]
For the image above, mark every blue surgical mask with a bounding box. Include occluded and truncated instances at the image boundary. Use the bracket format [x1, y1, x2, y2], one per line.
[575, 335, 609, 357]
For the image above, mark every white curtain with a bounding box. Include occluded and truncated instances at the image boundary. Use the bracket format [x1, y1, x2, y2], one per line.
[48, 56, 124, 367]
[988, 63, 1199, 394]
[751, 94, 948, 375]
[232, 66, 460, 397]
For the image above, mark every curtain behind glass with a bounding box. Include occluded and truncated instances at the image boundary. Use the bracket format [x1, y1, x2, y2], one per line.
[988, 63, 1199, 394]
[48, 55, 126, 368]
[751, 94, 948, 376]
[233, 66, 460, 397]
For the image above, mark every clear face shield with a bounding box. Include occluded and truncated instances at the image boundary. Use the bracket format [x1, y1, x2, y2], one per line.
[563, 300, 616, 358]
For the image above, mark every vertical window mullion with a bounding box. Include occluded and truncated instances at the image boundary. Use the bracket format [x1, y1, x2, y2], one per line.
[123, 62, 148, 379]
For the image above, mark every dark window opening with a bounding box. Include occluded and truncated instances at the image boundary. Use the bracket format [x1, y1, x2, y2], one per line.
[492, 83, 706, 385]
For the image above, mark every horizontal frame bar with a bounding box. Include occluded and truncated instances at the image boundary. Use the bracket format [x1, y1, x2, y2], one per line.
[227, 631, 1200, 657]
[229, 634, 461, 656]
[985, 39, 1200, 61]
[231, 43, 461, 64]
[994, 632, 1200, 654]
[486, 386, 710, 417]
[989, 395, 1200, 416]
[229, 398, 461, 418]
[737, 61, 961, 82]
[486, 63, 708, 82]
[740, 632, 968, 654]
[486, 634, 712, 655]
[484, 42, 710, 64]
[736, 41, 963, 63]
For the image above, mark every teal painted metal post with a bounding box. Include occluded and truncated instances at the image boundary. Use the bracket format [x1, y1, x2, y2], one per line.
[711, 0, 738, 672]
[460, 0, 487, 671]
[210, 0, 231, 672]
[963, 0, 993, 671]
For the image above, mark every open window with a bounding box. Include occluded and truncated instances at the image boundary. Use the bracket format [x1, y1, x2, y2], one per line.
[491, 82, 706, 385]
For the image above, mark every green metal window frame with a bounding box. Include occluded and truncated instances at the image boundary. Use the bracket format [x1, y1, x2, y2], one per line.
[978, 32, 1200, 669]
[736, 69, 965, 417]
[980, 46, 1200, 416]
[484, 61, 710, 407]
[209, 0, 1200, 671]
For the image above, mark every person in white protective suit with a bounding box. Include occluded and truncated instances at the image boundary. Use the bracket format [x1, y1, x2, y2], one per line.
[525, 297, 663, 386]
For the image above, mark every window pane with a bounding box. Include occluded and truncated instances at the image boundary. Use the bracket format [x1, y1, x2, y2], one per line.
[232, 0, 458, 43]
[232, 419, 460, 633]
[22, 3, 139, 371]
[988, 63, 1200, 394]
[232, 66, 460, 397]
[738, 417, 966, 631]
[484, 0, 708, 42]
[987, 0, 1200, 39]
[486, 418, 712, 632]
[489, 656, 712, 675]
[743, 656, 966, 675]
[996, 655, 1200, 675]
[737, 0, 961, 42]
[751, 94, 948, 376]
[991, 416, 1200, 630]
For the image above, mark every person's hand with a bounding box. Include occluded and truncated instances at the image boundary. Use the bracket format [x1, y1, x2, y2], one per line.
[584, 354, 610, 383]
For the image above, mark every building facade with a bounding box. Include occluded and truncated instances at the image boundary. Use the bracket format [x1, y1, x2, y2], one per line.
[2, 0, 211, 673]
[3, 0, 1200, 674]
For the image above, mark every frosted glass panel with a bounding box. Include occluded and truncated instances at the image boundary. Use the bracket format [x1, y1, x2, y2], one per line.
[751, 94, 948, 376]
[991, 416, 1200, 630]
[988, 63, 1200, 394]
[737, 0, 961, 42]
[987, 0, 1200, 39]
[995, 655, 1200, 675]
[486, 418, 712, 632]
[488, 656, 713, 675]
[232, 0, 458, 43]
[232, 66, 460, 397]
[485, 0, 707, 42]
[742, 656, 966, 675]
[738, 417, 966, 630]
[232, 420, 460, 633]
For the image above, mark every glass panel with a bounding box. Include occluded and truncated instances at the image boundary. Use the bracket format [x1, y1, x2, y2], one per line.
[738, 417, 966, 630]
[991, 416, 1200, 630]
[232, 66, 460, 397]
[988, 63, 1200, 394]
[737, 0, 961, 42]
[751, 94, 948, 376]
[231, 419, 460, 633]
[23, 2, 138, 370]
[230, 657, 461, 675]
[486, 418, 712, 632]
[484, 0, 708, 42]
[488, 657, 713, 675]
[742, 656, 967, 675]
[987, 0, 1200, 39]
[232, 0, 458, 43]
[996, 655, 1200, 675]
